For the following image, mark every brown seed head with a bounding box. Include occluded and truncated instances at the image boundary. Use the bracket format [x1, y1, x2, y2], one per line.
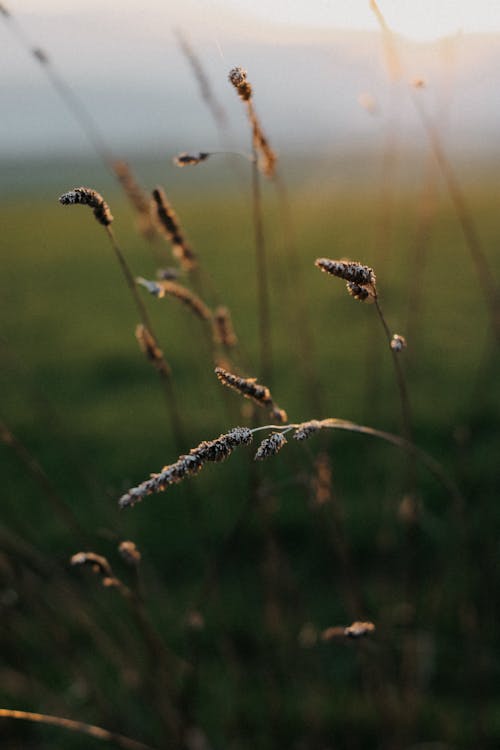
[315, 258, 375, 287]
[346, 282, 372, 301]
[119, 426, 253, 508]
[70, 552, 119, 588]
[137, 277, 212, 321]
[390, 334, 407, 352]
[213, 306, 238, 349]
[59, 187, 113, 226]
[118, 541, 141, 567]
[293, 420, 323, 441]
[173, 152, 209, 167]
[228, 66, 252, 100]
[152, 186, 197, 270]
[344, 621, 376, 638]
[254, 432, 287, 461]
[135, 324, 170, 375]
[112, 161, 157, 240]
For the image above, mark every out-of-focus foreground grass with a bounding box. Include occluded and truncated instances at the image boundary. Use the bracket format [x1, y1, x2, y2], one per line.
[1, 170, 500, 749]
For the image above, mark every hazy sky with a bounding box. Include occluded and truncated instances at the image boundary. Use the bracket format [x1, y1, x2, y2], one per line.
[7, 0, 500, 41]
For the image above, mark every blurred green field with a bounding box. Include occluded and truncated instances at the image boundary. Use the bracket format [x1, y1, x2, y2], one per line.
[1, 170, 500, 749]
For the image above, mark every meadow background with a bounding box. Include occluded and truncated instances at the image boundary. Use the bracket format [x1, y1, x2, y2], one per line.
[1, 2, 500, 748]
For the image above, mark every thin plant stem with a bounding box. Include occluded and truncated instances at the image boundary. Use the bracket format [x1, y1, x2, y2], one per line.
[0, 418, 84, 538]
[104, 227, 185, 450]
[251, 147, 273, 384]
[411, 91, 500, 344]
[373, 298, 413, 444]
[272, 170, 324, 413]
[0, 708, 157, 750]
[0, 10, 113, 168]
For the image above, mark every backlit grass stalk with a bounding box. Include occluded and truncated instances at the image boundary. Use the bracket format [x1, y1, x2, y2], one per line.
[0, 709, 156, 750]
[315, 258, 413, 446]
[229, 67, 274, 383]
[0, 5, 113, 168]
[58, 188, 185, 449]
[370, 1, 500, 345]
[118, 417, 461, 511]
[411, 89, 500, 343]
[71, 550, 183, 745]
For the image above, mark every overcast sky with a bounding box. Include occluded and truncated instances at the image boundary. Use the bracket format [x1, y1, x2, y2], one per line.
[5, 0, 500, 41]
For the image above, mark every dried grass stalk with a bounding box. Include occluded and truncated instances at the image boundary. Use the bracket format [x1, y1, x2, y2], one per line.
[321, 621, 375, 641]
[214, 366, 287, 423]
[135, 324, 171, 376]
[112, 161, 157, 240]
[228, 66, 277, 178]
[119, 427, 253, 508]
[70, 552, 122, 590]
[151, 186, 197, 271]
[136, 277, 211, 321]
[213, 305, 238, 348]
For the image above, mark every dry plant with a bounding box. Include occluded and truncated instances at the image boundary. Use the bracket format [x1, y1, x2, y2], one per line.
[58, 187, 185, 448]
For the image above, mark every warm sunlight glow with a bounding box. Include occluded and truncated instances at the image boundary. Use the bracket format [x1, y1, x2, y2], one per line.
[12, 0, 500, 42]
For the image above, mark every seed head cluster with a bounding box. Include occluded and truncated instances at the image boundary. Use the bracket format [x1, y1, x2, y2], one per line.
[59, 187, 113, 226]
[390, 334, 407, 353]
[215, 367, 287, 423]
[113, 161, 157, 240]
[228, 66, 277, 177]
[293, 420, 323, 441]
[213, 306, 238, 349]
[315, 258, 375, 286]
[228, 67, 252, 101]
[135, 324, 170, 375]
[173, 152, 209, 167]
[152, 186, 197, 271]
[254, 432, 287, 461]
[119, 427, 253, 509]
[137, 277, 212, 322]
[70, 552, 119, 588]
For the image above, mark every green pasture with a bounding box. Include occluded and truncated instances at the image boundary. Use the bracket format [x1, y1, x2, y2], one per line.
[1, 169, 500, 749]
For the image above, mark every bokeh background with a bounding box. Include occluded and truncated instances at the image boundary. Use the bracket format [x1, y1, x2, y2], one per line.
[1, 2, 500, 748]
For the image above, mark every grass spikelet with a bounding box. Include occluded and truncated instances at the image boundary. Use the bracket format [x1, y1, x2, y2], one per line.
[112, 161, 157, 240]
[213, 305, 238, 348]
[173, 152, 209, 167]
[228, 66, 277, 178]
[119, 426, 253, 508]
[70, 552, 121, 589]
[135, 324, 171, 376]
[315, 258, 376, 288]
[151, 186, 197, 271]
[321, 621, 375, 641]
[293, 420, 323, 441]
[118, 541, 141, 567]
[59, 187, 113, 226]
[214, 366, 287, 422]
[136, 277, 212, 321]
[254, 432, 287, 461]
[390, 334, 407, 352]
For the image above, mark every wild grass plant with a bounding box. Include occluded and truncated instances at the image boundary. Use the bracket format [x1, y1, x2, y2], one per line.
[1, 3, 500, 750]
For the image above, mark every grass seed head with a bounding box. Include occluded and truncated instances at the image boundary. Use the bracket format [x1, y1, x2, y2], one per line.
[315, 258, 376, 287]
[59, 187, 113, 226]
[293, 420, 323, 441]
[254, 432, 287, 461]
[173, 152, 209, 167]
[390, 334, 407, 352]
[228, 66, 252, 100]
